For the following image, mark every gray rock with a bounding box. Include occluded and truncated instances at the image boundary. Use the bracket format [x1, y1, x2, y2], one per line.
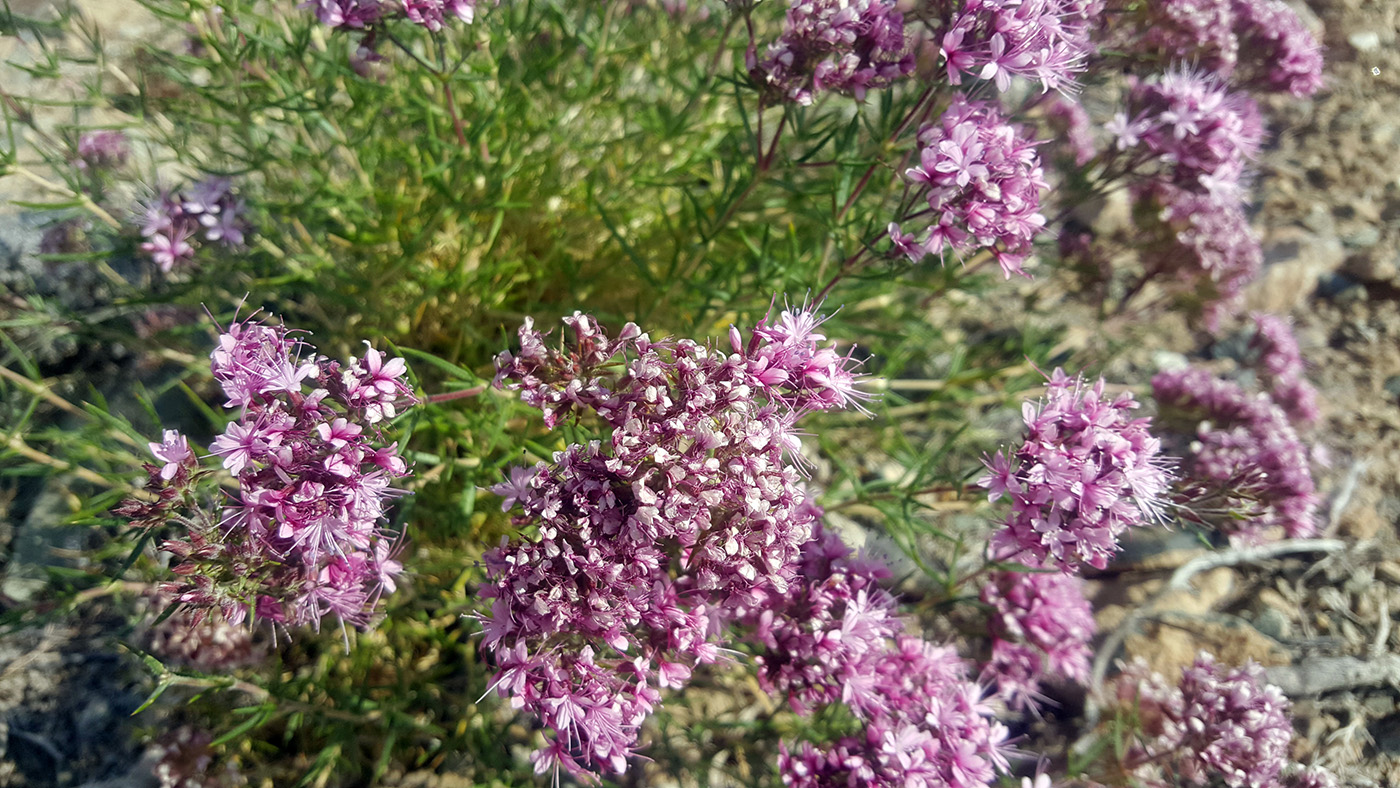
[1371, 712, 1400, 756]
[1, 476, 87, 602]
[1343, 250, 1399, 284]
[1254, 607, 1292, 640]
[1317, 273, 1368, 304]
[1349, 31, 1382, 52]
[0, 211, 45, 291]
[1342, 224, 1383, 249]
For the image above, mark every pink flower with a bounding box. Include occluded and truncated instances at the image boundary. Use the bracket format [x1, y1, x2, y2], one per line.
[980, 566, 1095, 709]
[936, 0, 1101, 94]
[1153, 366, 1317, 542]
[76, 130, 129, 170]
[484, 303, 873, 777]
[751, 0, 914, 106]
[137, 178, 250, 272]
[1122, 0, 1324, 97]
[1248, 314, 1319, 426]
[1116, 654, 1294, 788]
[894, 98, 1047, 276]
[148, 430, 194, 481]
[128, 312, 417, 634]
[301, 0, 383, 28]
[984, 370, 1172, 570]
[1119, 69, 1263, 198]
[142, 224, 195, 273]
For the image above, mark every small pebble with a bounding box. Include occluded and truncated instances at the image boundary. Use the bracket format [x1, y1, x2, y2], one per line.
[1350, 31, 1382, 51]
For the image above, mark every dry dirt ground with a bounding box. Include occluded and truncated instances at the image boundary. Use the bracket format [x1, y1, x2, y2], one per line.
[1092, 1, 1400, 785]
[3, 0, 1400, 786]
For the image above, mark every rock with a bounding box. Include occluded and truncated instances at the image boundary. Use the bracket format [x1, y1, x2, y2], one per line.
[1343, 250, 1399, 285]
[1151, 350, 1189, 373]
[1349, 31, 1382, 52]
[1342, 224, 1383, 249]
[1340, 501, 1384, 539]
[1317, 273, 1368, 305]
[1247, 228, 1346, 312]
[1371, 713, 1400, 756]
[1367, 694, 1398, 716]
[1254, 608, 1292, 640]
[1303, 203, 1336, 235]
[0, 212, 45, 294]
[1, 476, 85, 603]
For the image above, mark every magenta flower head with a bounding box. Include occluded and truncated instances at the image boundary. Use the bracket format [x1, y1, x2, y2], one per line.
[138, 178, 250, 273]
[149, 429, 196, 481]
[1152, 366, 1317, 543]
[1043, 96, 1097, 167]
[301, 0, 385, 28]
[937, 0, 1102, 94]
[143, 590, 260, 672]
[1116, 654, 1294, 788]
[980, 565, 1095, 710]
[980, 369, 1172, 570]
[484, 302, 872, 780]
[76, 130, 130, 170]
[1125, 0, 1323, 97]
[741, 524, 900, 717]
[1114, 69, 1264, 196]
[302, 0, 485, 29]
[120, 310, 417, 634]
[1248, 314, 1319, 426]
[1233, 0, 1324, 97]
[1134, 183, 1262, 329]
[402, 0, 479, 30]
[893, 96, 1048, 279]
[762, 528, 1011, 788]
[751, 0, 915, 106]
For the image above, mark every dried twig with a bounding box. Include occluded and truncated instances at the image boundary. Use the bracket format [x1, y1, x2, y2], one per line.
[1371, 588, 1391, 660]
[1266, 654, 1400, 697]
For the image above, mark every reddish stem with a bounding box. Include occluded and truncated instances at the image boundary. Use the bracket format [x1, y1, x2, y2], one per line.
[441, 79, 473, 154]
[425, 385, 486, 404]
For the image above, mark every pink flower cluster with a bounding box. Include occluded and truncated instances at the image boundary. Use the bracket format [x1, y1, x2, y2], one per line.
[1248, 314, 1320, 426]
[890, 97, 1047, 279]
[1043, 96, 1096, 167]
[979, 567, 1094, 710]
[76, 130, 130, 170]
[1104, 69, 1266, 324]
[303, 0, 481, 30]
[979, 370, 1172, 571]
[130, 313, 416, 633]
[742, 525, 898, 716]
[303, 0, 383, 28]
[1284, 766, 1341, 788]
[1116, 654, 1296, 788]
[1152, 365, 1317, 542]
[1039, 1, 1317, 322]
[139, 178, 248, 273]
[143, 591, 260, 673]
[1134, 183, 1262, 328]
[1121, 0, 1324, 97]
[751, 0, 914, 106]
[1232, 0, 1326, 98]
[761, 527, 1012, 788]
[152, 727, 240, 788]
[1110, 69, 1264, 197]
[936, 0, 1103, 93]
[485, 304, 871, 780]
